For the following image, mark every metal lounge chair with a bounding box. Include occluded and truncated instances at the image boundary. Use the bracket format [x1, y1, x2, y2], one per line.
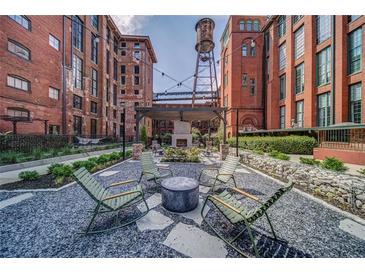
[198, 155, 240, 192]
[138, 151, 173, 185]
[201, 181, 294, 257]
[74, 167, 149, 234]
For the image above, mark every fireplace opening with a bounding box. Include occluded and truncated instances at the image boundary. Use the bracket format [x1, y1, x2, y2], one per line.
[176, 139, 188, 147]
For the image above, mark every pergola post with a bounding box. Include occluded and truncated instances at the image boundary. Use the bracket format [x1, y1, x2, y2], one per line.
[135, 112, 140, 142]
[12, 121, 17, 134]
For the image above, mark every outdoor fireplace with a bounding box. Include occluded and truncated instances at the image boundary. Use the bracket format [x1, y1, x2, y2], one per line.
[176, 139, 188, 147]
[171, 121, 192, 148]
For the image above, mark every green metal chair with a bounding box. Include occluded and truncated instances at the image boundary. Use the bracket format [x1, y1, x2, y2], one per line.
[201, 181, 294, 257]
[198, 155, 240, 192]
[74, 167, 149, 234]
[138, 151, 173, 185]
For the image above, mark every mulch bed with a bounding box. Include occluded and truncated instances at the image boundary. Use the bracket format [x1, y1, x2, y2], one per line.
[0, 174, 74, 190]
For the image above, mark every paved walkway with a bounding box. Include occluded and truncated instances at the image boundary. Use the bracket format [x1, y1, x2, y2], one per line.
[0, 155, 364, 258]
[0, 147, 129, 186]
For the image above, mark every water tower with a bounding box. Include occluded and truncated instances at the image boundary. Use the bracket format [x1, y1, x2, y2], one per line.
[192, 18, 219, 107]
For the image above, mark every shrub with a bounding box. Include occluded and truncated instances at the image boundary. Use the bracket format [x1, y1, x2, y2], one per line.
[50, 164, 73, 184]
[299, 157, 320, 166]
[228, 135, 317, 155]
[140, 126, 148, 148]
[0, 152, 20, 164]
[72, 160, 96, 172]
[96, 154, 112, 164]
[252, 149, 264, 155]
[320, 157, 348, 172]
[161, 147, 201, 163]
[48, 163, 64, 174]
[19, 170, 40, 181]
[109, 151, 121, 161]
[269, 150, 290, 161]
[358, 168, 365, 176]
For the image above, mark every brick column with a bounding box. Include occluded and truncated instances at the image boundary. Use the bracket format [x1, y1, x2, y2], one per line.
[220, 144, 229, 160]
[132, 143, 143, 160]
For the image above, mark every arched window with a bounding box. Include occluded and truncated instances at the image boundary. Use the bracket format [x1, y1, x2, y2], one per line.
[246, 20, 252, 31]
[224, 49, 228, 65]
[242, 43, 247, 56]
[250, 44, 255, 56]
[239, 20, 245, 31]
[253, 20, 260, 31]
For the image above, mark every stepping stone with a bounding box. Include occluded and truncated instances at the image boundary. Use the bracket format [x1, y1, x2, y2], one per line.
[0, 193, 33, 210]
[163, 222, 228, 258]
[339, 219, 365, 241]
[179, 199, 210, 225]
[235, 168, 250, 174]
[137, 193, 161, 212]
[199, 186, 211, 194]
[128, 160, 139, 163]
[136, 210, 174, 232]
[99, 171, 119, 177]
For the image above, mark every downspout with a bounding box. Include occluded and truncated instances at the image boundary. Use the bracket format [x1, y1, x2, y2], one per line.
[262, 32, 267, 129]
[62, 16, 67, 134]
[331, 16, 336, 125]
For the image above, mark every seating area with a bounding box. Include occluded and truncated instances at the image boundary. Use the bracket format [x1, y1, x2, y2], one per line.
[0, 151, 364, 258]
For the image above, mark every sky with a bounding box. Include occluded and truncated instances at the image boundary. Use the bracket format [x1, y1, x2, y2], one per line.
[112, 16, 228, 96]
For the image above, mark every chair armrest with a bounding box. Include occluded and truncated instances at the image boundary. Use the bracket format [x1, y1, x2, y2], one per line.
[231, 188, 262, 203]
[102, 190, 142, 201]
[207, 195, 241, 214]
[215, 173, 233, 180]
[106, 179, 137, 189]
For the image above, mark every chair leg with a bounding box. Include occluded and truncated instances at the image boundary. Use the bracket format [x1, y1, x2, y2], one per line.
[85, 204, 101, 234]
[232, 176, 237, 188]
[138, 173, 143, 184]
[229, 227, 247, 244]
[264, 212, 277, 240]
[244, 221, 260, 257]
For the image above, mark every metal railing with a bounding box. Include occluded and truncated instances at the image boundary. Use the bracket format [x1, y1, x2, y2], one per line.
[318, 125, 365, 151]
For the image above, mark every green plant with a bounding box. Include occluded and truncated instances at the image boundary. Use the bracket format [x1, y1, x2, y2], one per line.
[0, 151, 20, 164]
[50, 164, 73, 184]
[72, 160, 97, 172]
[357, 168, 365, 176]
[320, 157, 348, 172]
[96, 154, 112, 164]
[252, 149, 264, 155]
[48, 163, 64, 174]
[269, 150, 290, 161]
[140, 126, 148, 148]
[19, 170, 40, 181]
[299, 157, 320, 166]
[228, 135, 317, 155]
[161, 147, 201, 163]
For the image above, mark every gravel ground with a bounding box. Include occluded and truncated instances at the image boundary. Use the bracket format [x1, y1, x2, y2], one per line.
[0, 158, 364, 258]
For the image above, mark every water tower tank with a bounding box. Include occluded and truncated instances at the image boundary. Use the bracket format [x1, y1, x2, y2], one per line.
[195, 18, 215, 53]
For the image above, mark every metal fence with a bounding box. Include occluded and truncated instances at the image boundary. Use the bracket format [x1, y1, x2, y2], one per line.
[318, 126, 365, 151]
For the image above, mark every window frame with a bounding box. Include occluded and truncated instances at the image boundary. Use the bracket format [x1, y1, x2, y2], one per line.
[316, 46, 331, 86]
[7, 74, 30, 92]
[295, 63, 305, 94]
[48, 86, 60, 100]
[8, 15, 31, 31]
[91, 68, 98, 97]
[49, 34, 60, 51]
[349, 83, 362, 123]
[317, 92, 331, 127]
[72, 16, 83, 52]
[316, 16, 332, 44]
[295, 100, 304, 127]
[72, 54, 83, 89]
[294, 25, 304, 60]
[91, 33, 98, 64]
[348, 27, 362, 75]
[90, 15, 99, 30]
[279, 74, 286, 100]
[279, 43, 286, 70]
[277, 16, 286, 38]
[7, 39, 31, 60]
[279, 106, 285, 129]
[90, 101, 97, 114]
[73, 94, 83, 110]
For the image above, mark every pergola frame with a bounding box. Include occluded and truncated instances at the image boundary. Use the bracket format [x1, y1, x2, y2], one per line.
[135, 106, 227, 143]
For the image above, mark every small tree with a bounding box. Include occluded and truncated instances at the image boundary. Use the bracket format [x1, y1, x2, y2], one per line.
[140, 126, 148, 148]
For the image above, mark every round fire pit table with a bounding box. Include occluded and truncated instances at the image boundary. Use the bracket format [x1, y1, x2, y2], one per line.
[161, 177, 199, 213]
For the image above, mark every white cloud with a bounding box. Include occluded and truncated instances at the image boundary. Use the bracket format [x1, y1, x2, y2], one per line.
[111, 15, 150, 35]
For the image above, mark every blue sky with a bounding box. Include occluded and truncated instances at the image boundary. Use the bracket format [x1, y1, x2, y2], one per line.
[113, 15, 228, 94]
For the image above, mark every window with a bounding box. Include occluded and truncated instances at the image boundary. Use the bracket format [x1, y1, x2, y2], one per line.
[277, 16, 286, 38]
[242, 73, 247, 87]
[73, 116, 82, 135]
[135, 102, 140, 107]
[295, 63, 305, 94]
[90, 119, 97, 137]
[114, 37, 118, 54]
[279, 74, 286, 100]
[253, 20, 260, 31]
[222, 25, 229, 48]
[8, 15, 31, 30]
[292, 15, 303, 25]
[316, 16, 331, 44]
[133, 42, 140, 48]
[317, 47, 331, 86]
[242, 43, 247, 56]
[348, 28, 362, 74]
[8, 40, 30, 60]
[121, 76, 126, 85]
[121, 50, 126, 56]
[134, 65, 140, 74]
[91, 68, 98, 96]
[121, 65, 126, 74]
[106, 50, 110, 74]
[279, 43, 286, 70]
[113, 123, 117, 136]
[113, 84, 117, 106]
[250, 79, 256, 96]
[134, 89, 139, 95]
[113, 58, 118, 81]
[121, 42, 127, 48]
[246, 20, 252, 31]
[72, 16, 83, 51]
[49, 87, 59, 100]
[348, 16, 361, 23]
[106, 27, 110, 43]
[134, 76, 140, 85]
[90, 16, 98, 30]
[106, 79, 110, 102]
[134, 51, 141, 60]
[90, 101, 97, 113]
[349, 83, 362, 123]
[7, 108, 29, 118]
[223, 73, 228, 89]
[91, 33, 98, 64]
[317, 92, 331, 127]
[295, 100, 304, 127]
[72, 54, 83, 89]
[239, 20, 245, 31]
[7, 75, 30, 92]
[250, 44, 255, 56]
[294, 26, 304, 59]
[279, 106, 285, 129]
[49, 125, 60, 135]
[106, 107, 109, 117]
[121, 89, 125, 95]
[49, 34, 60, 50]
[73, 95, 82, 109]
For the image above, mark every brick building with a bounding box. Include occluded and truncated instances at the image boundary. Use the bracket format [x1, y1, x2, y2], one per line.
[0, 15, 156, 139]
[219, 16, 266, 138]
